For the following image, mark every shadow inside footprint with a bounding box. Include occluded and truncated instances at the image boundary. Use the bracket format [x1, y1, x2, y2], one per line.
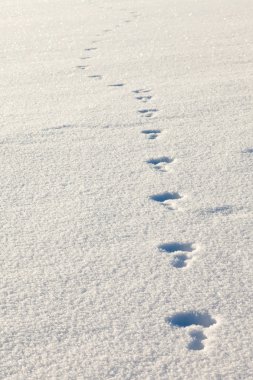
[85, 47, 97, 51]
[167, 311, 216, 328]
[138, 108, 158, 113]
[44, 124, 74, 131]
[188, 330, 207, 351]
[76, 65, 87, 70]
[150, 192, 181, 203]
[242, 148, 253, 154]
[136, 95, 152, 102]
[108, 83, 125, 87]
[159, 242, 194, 253]
[133, 89, 151, 94]
[171, 254, 189, 268]
[89, 75, 102, 79]
[148, 157, 173, 165]
[204, 205, 233, 215]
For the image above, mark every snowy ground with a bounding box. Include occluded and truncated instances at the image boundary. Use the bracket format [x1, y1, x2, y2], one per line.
[1, 0, 253, 378]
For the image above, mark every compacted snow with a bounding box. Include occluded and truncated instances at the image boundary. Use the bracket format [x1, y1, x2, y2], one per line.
[1, 0, 253, 378]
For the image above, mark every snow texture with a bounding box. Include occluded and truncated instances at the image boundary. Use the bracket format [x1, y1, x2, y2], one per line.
[1, 0, 253, 379]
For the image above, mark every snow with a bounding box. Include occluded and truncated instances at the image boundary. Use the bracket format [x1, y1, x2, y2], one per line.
[1, 0, 253, 378]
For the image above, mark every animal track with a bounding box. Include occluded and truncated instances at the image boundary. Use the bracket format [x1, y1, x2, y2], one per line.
[150, 192, 182, 209]
[166, 311, 217, 351]
[138, 108, 158, 118]
[159, 242, 196, 268]
[142, 130, 161, 140]
[147, 157, 174, 172]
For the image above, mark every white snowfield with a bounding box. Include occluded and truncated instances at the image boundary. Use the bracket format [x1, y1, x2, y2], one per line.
[1, 0, 253, 379]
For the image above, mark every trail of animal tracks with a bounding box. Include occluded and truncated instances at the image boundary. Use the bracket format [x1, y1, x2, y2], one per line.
[1, 0, 253, 378]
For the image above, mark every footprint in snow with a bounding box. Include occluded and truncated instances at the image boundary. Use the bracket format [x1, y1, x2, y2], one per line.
[89, 75, 103, 80]
[188, 330, 207, 351]
[142, 130, 161, 140]
[147, 157, 174, 172]
[138, 108, 158, 118]
[203, 205, 233, 215]
[159, 242, 196, 268]
[43, 124, 73, 131]
[133, 89, 151, 94]
[130, 12, 140, 17]
[166, 311, 217, 351]
[76, 65, 87, 70]
[133, 89, 152, 103]
[150, 192, 182, 210]
[135, 95, 152, 103]
[108, 83, 125, 87]
[85, 47, 97, 51]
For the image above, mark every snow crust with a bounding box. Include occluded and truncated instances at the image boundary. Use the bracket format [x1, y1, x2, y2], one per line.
[1, 0, 253, 378]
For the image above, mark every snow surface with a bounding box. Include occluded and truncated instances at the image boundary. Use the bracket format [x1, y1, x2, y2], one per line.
[1, 0, 253, 378]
